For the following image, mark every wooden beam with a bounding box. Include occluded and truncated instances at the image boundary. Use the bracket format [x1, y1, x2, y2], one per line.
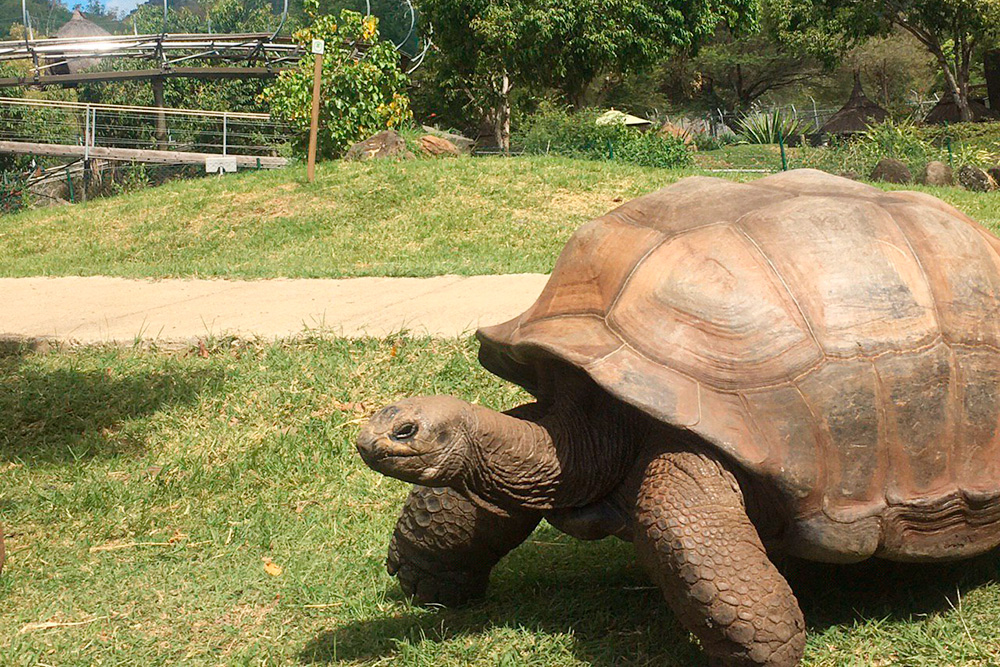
[0, 67, 290, 88]
[0, 140, 289, 168]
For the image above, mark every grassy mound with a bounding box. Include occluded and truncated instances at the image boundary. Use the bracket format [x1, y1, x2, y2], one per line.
[1, 155, 997, 279]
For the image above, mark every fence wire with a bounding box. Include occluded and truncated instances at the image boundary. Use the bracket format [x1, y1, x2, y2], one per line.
[0, 97, 295, 158]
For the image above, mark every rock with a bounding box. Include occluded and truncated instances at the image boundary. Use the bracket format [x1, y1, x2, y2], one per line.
[958, 165, 996, 192]
[345, 130, 414, 161]
[988, 165, 1000, 185]
[421, 126, 475, 154]
[659, 122, 696, 149]
[869, 158, 912, 184]
[918, 161, 953, 186]
[418, 134, 461, 157]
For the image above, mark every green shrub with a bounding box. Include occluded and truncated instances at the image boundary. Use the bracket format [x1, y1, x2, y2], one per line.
[263, 4, 411, 158]
[517, 105, 692, 169]
[736, 110, 813, 145]
[692, 131, 740, 151]
[0, 170, 29, 213]
[796, 119, 943, 175]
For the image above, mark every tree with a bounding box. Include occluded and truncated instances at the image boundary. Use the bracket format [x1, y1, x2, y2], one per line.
[841, 29, 936, 112]
[694, 0, 846, 113]
[0, 0, 71, 38]
[819, 0, 1000, 121]
[421, 0, 755, 151]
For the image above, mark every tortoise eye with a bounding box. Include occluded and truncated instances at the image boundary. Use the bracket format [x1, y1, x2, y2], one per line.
[393, 422, 418, 440]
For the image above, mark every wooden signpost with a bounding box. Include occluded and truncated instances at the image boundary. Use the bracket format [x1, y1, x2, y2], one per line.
[306, 38, 324, 183]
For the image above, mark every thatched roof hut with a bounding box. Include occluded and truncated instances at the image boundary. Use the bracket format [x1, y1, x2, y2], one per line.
[596, 109, 654, 130]
[819, 74, 889, 136]
[51, 9, 111, 75]
[923, 96, 1000, 124]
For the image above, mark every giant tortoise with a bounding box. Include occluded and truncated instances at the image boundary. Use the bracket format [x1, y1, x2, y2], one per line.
[356, 169, 1000, 666]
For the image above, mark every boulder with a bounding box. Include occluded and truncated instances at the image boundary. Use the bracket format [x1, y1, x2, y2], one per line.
[421, 125, 475, 154]
[918, 161, 953, 186]
[988, 165, 1000, 185]
[958, 165, 996, 192]
[659, 121, 696, 148]
[869, 158, 911, 184]
[345, 130, 414, 161]
[418, 134, 461, 157]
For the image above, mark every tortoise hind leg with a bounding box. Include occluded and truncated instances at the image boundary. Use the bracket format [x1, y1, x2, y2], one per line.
[388, 485, 540, 607]
[633, 450, 805, 666]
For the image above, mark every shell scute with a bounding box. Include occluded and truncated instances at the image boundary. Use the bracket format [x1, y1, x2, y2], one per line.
[736, 195, 939, 357]
[740, 385, 822, 502]
[794, 358, 882, 517]
[954, 347, 1000, 494]
[884, 200, 1000, 348]
[522, 217, 662, 322]
[874, 343, 954, 502]
[607, 224, 822, 389]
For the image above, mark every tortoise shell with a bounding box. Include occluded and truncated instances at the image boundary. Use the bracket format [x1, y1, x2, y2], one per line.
[478, 169, 1000, 563]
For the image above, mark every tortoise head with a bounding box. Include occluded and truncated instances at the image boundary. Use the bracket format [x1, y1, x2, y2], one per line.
[356, 396, 473, 486]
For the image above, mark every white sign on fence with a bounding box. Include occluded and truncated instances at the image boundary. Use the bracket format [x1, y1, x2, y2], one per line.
[205, 156, 238, 174]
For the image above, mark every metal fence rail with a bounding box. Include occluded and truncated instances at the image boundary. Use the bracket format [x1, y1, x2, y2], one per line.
[0, 96, 295, 167]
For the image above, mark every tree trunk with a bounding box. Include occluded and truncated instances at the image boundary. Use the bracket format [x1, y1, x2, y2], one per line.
[957, 33, 973, 122]
[929, 41, 970, 121]
[152, 76, 168, 149]
[493, 71, 511, 154]
[895, 21, 973, 122]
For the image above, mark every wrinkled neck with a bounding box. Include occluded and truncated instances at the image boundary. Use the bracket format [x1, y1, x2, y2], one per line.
[462, 398, 643, 512]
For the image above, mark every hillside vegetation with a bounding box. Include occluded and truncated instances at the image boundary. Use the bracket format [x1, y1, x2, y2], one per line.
[1, 156, 998, 279]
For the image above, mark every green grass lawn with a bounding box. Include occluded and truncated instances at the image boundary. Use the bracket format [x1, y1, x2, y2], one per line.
[1, 154, 998, 279]
[3, 338, 1000, 666]
[0, 157, 675, 279]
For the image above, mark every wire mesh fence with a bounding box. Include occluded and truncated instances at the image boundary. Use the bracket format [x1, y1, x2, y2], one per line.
[696, 96, 943, 138]
[0, 96, 296, 158]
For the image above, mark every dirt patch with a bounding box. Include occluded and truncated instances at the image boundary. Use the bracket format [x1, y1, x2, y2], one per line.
[510, 187, 629, 224]
[185, 191, 318, 235]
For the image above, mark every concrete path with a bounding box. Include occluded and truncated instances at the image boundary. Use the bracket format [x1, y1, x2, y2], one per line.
[0, 275, 549, 346]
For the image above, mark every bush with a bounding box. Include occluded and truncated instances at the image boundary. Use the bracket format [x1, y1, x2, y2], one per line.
[792, 119, 1000, 177]
[692, 132, 740, 151]
[517, 105, 691, 169]
[0, 172, 28, 213]
[263, 4, 411, 158]
[797, 120, 937, 175]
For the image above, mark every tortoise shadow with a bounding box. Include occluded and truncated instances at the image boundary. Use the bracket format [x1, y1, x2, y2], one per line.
[787, 550, 1000, 632]
[301, 526, 1000, 666]
[300, 526, 705, 666]
[0, 343, 219, 464]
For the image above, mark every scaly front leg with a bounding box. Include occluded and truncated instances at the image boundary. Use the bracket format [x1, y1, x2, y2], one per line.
[633, 449, 806, 666]
[388, 485, 540, 607]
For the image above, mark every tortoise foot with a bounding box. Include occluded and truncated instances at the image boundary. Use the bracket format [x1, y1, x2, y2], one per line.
[387, 550, 489, 607]
[386, 485, 539, 608]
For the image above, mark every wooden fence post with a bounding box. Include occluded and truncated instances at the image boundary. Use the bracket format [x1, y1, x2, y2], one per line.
[307, 39, 324, 183]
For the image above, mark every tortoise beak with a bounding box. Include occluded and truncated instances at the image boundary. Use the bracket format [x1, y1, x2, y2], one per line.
[356, 424, 421, 471]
